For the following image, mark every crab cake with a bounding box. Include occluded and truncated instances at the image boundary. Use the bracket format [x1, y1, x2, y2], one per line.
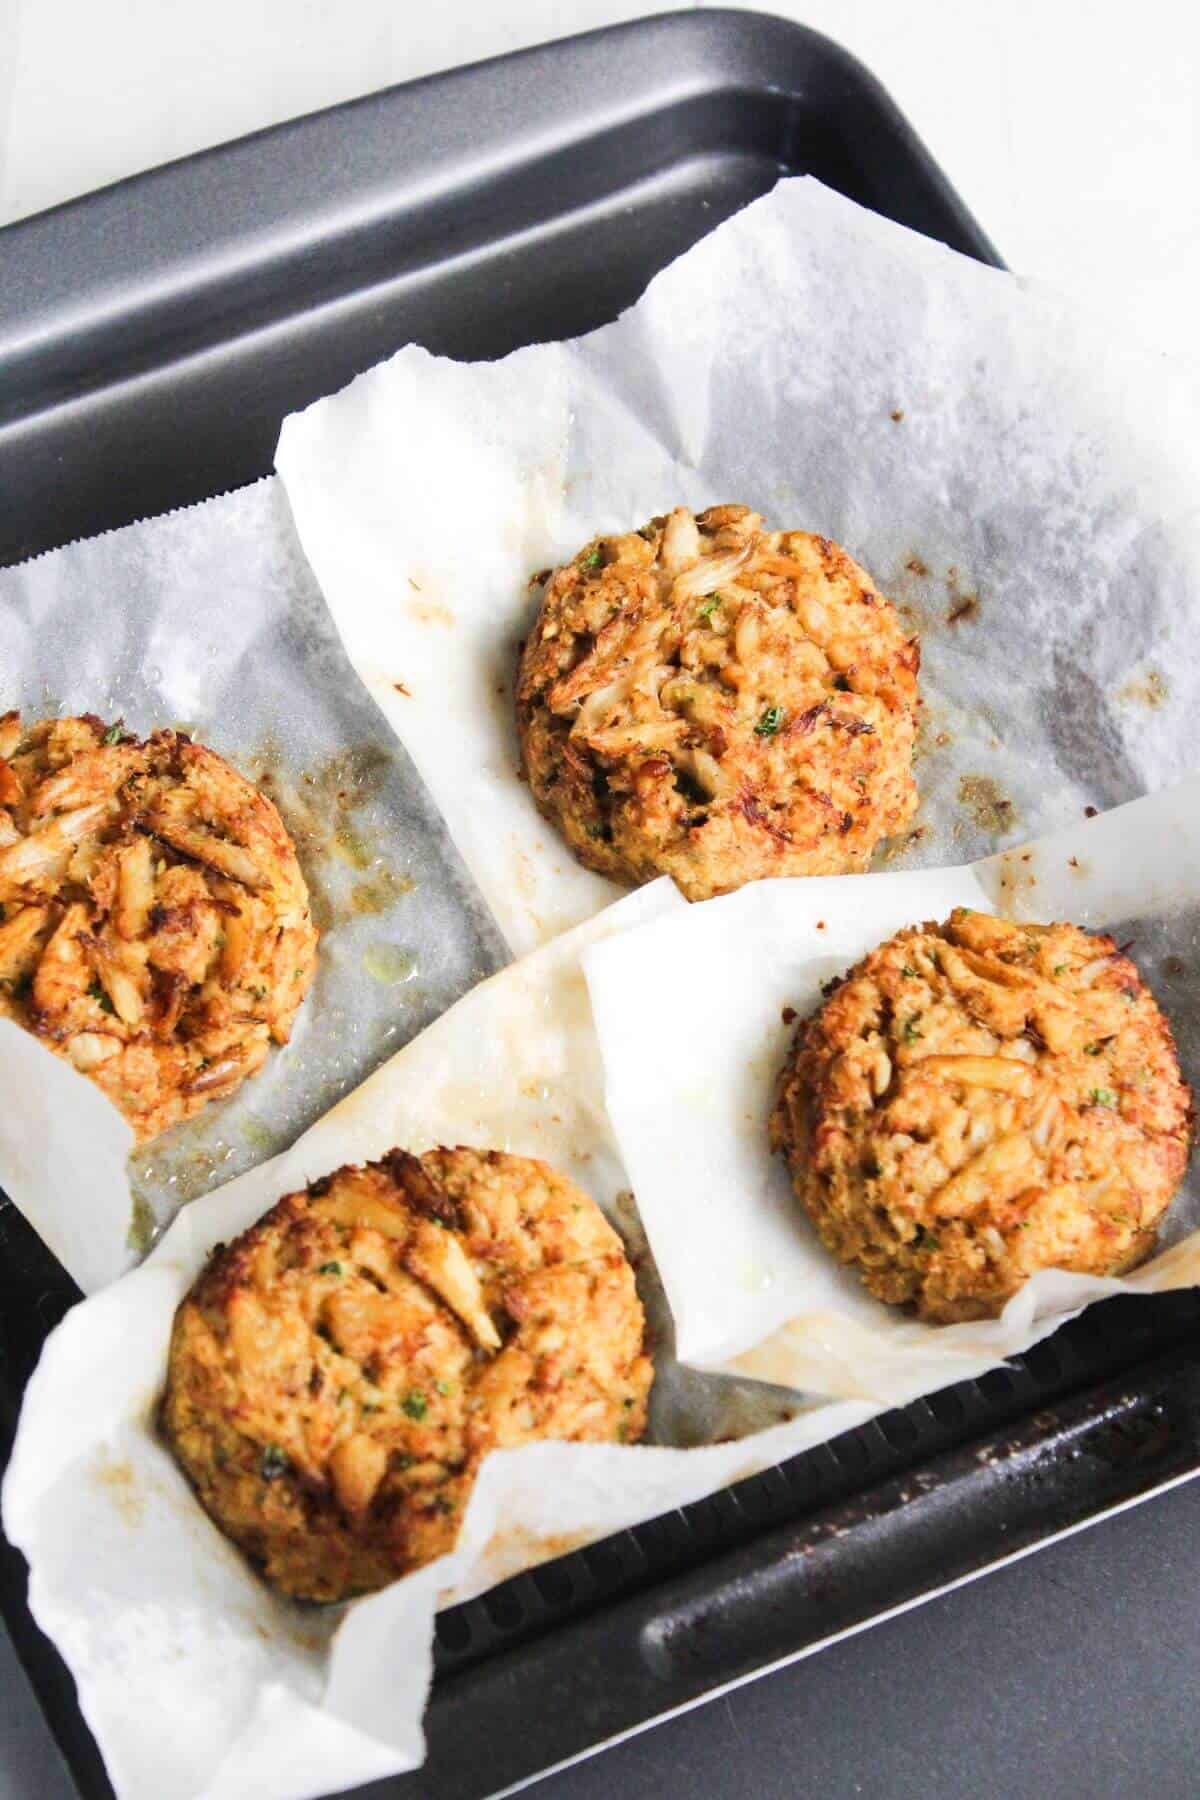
[771, 909, 1193, 1324]
[516, 504, 919, 901]
[0, 712, 317, 1142]
[161, 1147, 654, 1602]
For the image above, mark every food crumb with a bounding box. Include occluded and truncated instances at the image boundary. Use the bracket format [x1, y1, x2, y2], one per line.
[393, 681, 412, 697]
[782, 1006, 797, 1025]
[890, 409, 905, 422]
[1084, 804, 1098, 818]
[905, 555, 929, 578]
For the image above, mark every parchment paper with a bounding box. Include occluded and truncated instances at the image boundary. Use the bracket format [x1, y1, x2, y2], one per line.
[275, 175, 1200, 958]
[0, 479, 503, 1286]
[585, 778, 1200, 1403]
[3, 881, 874, 1800]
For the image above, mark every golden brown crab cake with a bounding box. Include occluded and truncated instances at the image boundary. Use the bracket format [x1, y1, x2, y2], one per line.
[161, 1148, 654, 1602]
[770, 909, 1193, 1324]
[0, 712, 317, 1142]
[516, 504, 919, 901]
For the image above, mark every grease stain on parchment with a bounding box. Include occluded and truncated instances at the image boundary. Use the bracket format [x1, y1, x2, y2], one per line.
[957, 774, 1017, 834]
[93, 1454, 145, 1529]
[1117, 667, 1168, 710]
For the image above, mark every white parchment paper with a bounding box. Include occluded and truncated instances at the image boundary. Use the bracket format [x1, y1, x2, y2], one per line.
[585, 779, 1200, 1404]
[276, 175, 1200, 958]
[0, 479, 503, 1287]
[3, 881, 875, 1800]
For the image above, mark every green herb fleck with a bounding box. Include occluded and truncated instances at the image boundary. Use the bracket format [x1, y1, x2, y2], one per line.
[1089, 1087, 1116, 1107]
[318, 1261, 342, 1276]
[901, 966, 919, 979]
[87, 978, 115, 1015]
[102, 722, 124, 746]
[396, 1454, 415, 1471]
[913, 1225, 938, 1250]
[755, 705, 785, 738]
[434, 1379, 452, 1396]
[697, 594, 722, 622]
[579, 546, 603, 570]
[259, 1445, 289, 1481]
[402, 1390, 428, 1420]
[1053, 964, 1067, 976]
[901, 1016, 923, 1043]
[1084, 1044, 1103, 1057]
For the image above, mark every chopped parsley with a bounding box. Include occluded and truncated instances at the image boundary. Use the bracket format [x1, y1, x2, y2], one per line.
[102, 722, 124, 746]
[259, 1445, 289, 1481]
[754, 705, 785, 738]
[87, 978, 115, 1015]
[901, 966, 919, 979]
[901, 1016, 923, 1043]
[913, 1225, 938, 1250]
[318, 1260, 342, 1276]
[1052, 964, 1067, 976]
[434, 1379, 453, 1396]
[697, 594, 722, 621]
[402, 1390, 428, 1420]
[1084, 1043, 1103, 1057]
[579, 546, 603, 570]
[1089, 1087, 1116, 1107]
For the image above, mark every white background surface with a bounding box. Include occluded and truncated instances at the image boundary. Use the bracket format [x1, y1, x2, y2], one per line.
[1, 4, 1199, 1798]
[0, 1, 1197, 360]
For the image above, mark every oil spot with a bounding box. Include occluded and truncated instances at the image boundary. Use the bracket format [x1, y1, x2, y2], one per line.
[94, 1455, 145, 1529]
[406, 598, 456, 629]
[1117, 668, 1168, 709]
[240, 1117, 276, 1153]
[126, 1189, 157, 1256]
[361, 943, 418, 986]
[330, 828, 372, 871]
[351, 867, 415, 917]
[958, 775, 1017, 833]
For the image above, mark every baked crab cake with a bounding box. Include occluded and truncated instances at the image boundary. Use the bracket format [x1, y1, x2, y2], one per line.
[0, 712, 317, 1143]
[516, 504, 920, 901]
[771, 909, 1192, 1324]
[161, 1147, 654, 1602]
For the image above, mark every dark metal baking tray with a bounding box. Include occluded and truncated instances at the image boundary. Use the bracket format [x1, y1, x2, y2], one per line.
[1, 10, 1196, 1799]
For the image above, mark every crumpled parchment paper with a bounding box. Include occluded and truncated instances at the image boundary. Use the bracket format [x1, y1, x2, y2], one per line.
[275, 175, 1200, 958]
[3, 880, 874, 1800]
[584, 778, 1200, 1403]
[0, 478, 502, 1286]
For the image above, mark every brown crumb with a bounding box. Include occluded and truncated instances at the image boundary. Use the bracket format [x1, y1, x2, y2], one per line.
[890, 409, 905, 423]
[947, 596, 980, 625]
[1084, 805, 1098, 818]
[782, 1005, 798, 1025]
[393, 681, 412, 697]
[905, 556, 929, 578]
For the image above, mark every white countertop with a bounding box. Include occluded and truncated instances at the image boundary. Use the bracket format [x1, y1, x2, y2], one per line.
[1, 0, 1198, 360]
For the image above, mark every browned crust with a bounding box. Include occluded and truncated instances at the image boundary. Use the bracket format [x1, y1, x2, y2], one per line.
[161, 1147, 654, 1602]
[771, 909, 1194, 1322]
[0, 713, 318, 1141]
[516, 504, 919, 901]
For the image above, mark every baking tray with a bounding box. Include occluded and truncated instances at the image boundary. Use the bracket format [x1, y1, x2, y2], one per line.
[2, 9, 1198, 1798]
